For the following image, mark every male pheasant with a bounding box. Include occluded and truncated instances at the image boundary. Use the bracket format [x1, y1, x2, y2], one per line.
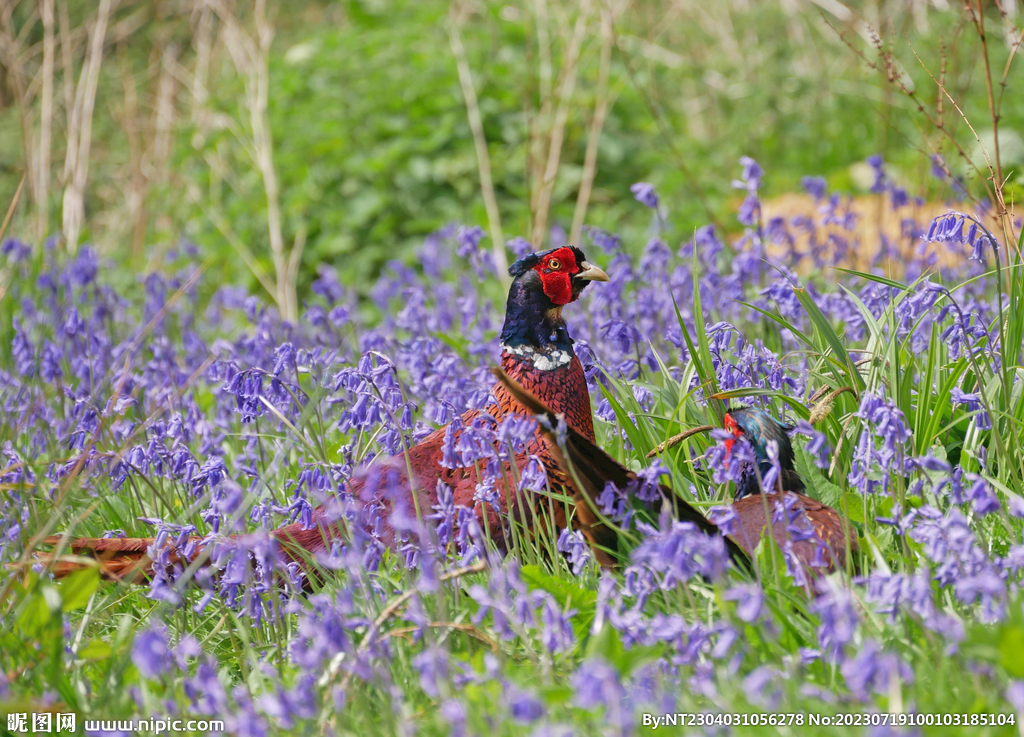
[494, 372, 855, 576]
[43, 246, 617, 581]
[721, 408, 855, 573]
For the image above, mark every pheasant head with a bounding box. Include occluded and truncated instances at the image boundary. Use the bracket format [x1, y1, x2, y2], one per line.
[500, 246, 608, 369]
[724, 407, 805, 499]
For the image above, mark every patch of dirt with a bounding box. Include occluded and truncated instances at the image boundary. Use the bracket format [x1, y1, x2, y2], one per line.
[758, 193, 1005, 273]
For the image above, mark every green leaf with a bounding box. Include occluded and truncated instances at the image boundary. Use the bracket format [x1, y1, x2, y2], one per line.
[841, 492, 866, 525]
[77, 641, 113, 661]
[963, 606, 1024, 678]
[830, 267, 910, 292]
[794, 443, 842, 508]
[585, 623, 663, 677]
[520, 565, 597, 611]
[793, 286, 865, 391]
[521, 564, 597, 642]
[59, 567, 99, 612]
[586, 620, 625, 663]
[17, 591, 54, 638]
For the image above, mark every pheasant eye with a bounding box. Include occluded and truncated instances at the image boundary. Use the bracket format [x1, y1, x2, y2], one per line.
[548, 259, 561, 270]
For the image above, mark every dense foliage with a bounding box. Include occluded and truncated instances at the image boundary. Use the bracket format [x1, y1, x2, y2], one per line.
[2, 157, 1024, 734]
[3, 0, 1020, 286]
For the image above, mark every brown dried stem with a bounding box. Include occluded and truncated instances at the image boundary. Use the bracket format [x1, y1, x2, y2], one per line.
[530, 0, 592, 248]
[215, 0, 296, 320]
[646, 424, 714, 458]
[823, 16, 995, 209]
[324, 558, 488, 726]
[61, 0, 115, 253]
[570, 2, 617, 246]
[449, 4, 508, 285]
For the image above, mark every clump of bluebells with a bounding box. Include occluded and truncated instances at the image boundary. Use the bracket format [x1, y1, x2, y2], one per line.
[1, 157, 1023, 732]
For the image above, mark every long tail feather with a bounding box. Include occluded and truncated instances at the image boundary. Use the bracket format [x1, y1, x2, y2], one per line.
[492, 368, 751, 566]
[39, 518, 338, 585]
[39, 536, 162, 582]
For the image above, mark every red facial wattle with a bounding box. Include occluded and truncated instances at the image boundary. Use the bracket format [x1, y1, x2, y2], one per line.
[533, 247, 580, 306]
[723, 413, 743, 460]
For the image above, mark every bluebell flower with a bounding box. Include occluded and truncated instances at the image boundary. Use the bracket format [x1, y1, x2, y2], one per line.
[133, 625, 172, 679]
[841, 640, 913, 700]
[1, 237, 31, 263]
[412, 645, 449, 698]
[539, 594, 576, 653]
[440, 699, 467, 737]
[813, 581, 858, 661]
[801, 176, 827, 200]
[629, 182, 659, 209]
[724, 583, 763, 623]
[508, 688, 544, 723]
[950, 387, 992, 431]
[571, 659, 626, 727]
[505, 236, 533, 259]
[556, 528, 592, 575]
[793, 420, 829, 468]
[11, 318, 34, 378]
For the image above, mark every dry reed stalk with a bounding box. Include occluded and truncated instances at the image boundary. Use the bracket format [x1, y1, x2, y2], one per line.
[215, 0, 296, 320]
[530, 0, 591, 248]
[449, 5, 508, 285]
[37, 0, 54, 241]
[0, 0, 39, 218]
[570, 1, 618, 246]
[61, 0, 115, 253]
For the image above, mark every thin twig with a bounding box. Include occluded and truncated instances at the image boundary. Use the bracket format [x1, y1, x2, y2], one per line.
[531, 0, 592, 249]
[823, 15, 995, 209]
[571, 2, 616, 246]
[183, 178, 278, 300]
[61, 0, 115, 253]
[37, 0, 54, 241]
[646, 424, 714, 458]
[215, 0, 294, 319]
[322, 559, 488, 726]
[449, 5, 508, 285]
[385, 621, 499, 654]
[613, 29, 726, 234]
[0, 172, 26, 244]
[969, 0, 1003, 196]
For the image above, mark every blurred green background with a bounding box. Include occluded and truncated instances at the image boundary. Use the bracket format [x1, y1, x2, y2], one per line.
[0, 0, 1019, 306]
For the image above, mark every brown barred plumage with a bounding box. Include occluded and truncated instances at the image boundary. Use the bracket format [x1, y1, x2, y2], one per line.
[39, 248, 616, 582]
[494, 369, 857, 578]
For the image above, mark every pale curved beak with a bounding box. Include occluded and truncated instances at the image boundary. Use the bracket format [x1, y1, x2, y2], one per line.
[576, 261, 610, 282]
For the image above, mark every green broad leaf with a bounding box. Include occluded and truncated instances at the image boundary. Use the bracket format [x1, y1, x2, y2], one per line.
[59, 567, 99, 612]
[521, 564, 597, 641]
[1000, 627, 1024, 679]
[792, 286, 865, 391]
[830, 267, 910, 292]
[841, 492, 866, 525]
[77, 641, 113, 661]
[519, 565, 597, 611]
[963, 607, 1024, 679]
[793, 444, 842, 508]
[17, 592, 54, 638]
[539, 684, 574, 705]
[585, 622, 663, 677]
[586, 619, 625, 664]
[614, 643, 665, 678]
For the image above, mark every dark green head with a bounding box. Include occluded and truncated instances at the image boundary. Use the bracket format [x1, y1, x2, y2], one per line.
[724, 407, 803, 499]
